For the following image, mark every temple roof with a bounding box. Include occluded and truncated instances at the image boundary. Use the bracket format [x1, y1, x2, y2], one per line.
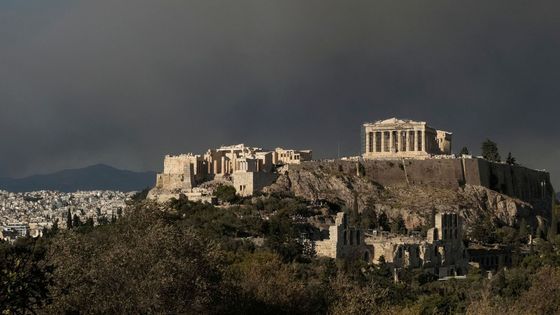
[365, 117, 425, 125]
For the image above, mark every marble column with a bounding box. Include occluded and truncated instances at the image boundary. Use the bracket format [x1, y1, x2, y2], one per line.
[381, 131, 385, 152]
[396, 131, 401, 152]
[421, 129, 426, 152]
[405, 130, 410, 152]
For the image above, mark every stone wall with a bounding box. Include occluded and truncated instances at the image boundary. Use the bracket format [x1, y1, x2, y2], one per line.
[232, 172, 278, 197]
[315, 212, 371, 261]
[316, 212, 469, 277]
[294, 158, 553, 210]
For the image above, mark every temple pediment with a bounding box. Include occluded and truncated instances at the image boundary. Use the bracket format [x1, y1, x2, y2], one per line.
[368, 118, 424, 126]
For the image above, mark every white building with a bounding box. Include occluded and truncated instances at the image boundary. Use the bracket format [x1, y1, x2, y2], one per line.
[362, 118, 452, 159]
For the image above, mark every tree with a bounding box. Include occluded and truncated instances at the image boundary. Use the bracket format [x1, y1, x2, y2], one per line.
[66, 209, 73, 230]
[97, 216, 109, 225]
[44, 219, 59, 238]
[482, 139, 501, 162]
[43, 204, 229, 314]
[390, 215, 407, 235]
[349, 192, 360, 226]
[228, 252, 324, 314]
[516, 266, 560, 314]
[506, 152, 517, 165]
[264, 214, 303, 262]
[0, 240, 54, 314]
[84, 217, 95, 228]
[549, 195, 558, 240]
[459, 147, 469, 156]
[214, 185, 237, 203]
[72, 214, 82, 228]
[378, 212, 390, 231]
[353, 193, 359, 217]
[131, 188, 150, 203]
[361, 208, 378, 230]
[518, 218, 529, 243]
[469, 216, 497, 244]
[536, 225, 546, 240]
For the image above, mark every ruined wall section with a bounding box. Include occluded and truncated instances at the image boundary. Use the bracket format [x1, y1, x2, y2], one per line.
[232, 172, 278, 197]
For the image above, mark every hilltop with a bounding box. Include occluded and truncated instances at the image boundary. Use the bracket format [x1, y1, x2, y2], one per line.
[265, 159, 554, 234]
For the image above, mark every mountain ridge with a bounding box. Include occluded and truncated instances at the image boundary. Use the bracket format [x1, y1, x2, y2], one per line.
[0, 164, 155, 192]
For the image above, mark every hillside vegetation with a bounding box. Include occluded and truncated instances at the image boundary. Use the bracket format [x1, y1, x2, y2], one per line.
[2, 194, 560, 314]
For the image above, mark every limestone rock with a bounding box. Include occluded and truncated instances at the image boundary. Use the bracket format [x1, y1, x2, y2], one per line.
[264, 163, 542, 234]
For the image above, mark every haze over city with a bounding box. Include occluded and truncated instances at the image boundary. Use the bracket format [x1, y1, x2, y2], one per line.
[2, 0, 559, 188]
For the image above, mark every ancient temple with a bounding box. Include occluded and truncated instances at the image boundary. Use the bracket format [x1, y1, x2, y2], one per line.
[362, 118, 452, 159]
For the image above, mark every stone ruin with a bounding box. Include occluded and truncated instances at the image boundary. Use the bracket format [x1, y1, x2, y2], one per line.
[315, 212, 469, 278]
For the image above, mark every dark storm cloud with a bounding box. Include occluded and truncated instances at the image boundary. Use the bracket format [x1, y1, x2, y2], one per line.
[1, 0, 559, 187]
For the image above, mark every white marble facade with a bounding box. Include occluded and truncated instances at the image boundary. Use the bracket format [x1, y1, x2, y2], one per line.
[362, 118, 452, 159]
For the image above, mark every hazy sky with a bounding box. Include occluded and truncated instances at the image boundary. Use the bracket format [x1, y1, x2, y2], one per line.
[1, 1, 559, 187]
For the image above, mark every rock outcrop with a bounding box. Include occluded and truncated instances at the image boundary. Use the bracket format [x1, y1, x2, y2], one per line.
[264, 161, 546, 233]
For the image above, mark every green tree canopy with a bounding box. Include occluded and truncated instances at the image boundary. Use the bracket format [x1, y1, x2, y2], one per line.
[66, 209, 72, 230]
[482, 139, 501, 162]
[214, 184, 238, 203]
[506, 152, 517, 165]
[0, 239, 53, 314]
[390, 215, 407, 235]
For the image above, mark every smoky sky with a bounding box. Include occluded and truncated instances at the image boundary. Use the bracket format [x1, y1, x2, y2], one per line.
[1, 0, 560, 187]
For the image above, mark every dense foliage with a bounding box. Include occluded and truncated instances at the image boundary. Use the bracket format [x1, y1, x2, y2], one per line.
[0, 239, 53, 314]
[481, 139, 501, 162]
[2, 197, 560, 314]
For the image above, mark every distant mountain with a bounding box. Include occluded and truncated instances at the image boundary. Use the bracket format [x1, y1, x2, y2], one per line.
[0, 164, 156, 192]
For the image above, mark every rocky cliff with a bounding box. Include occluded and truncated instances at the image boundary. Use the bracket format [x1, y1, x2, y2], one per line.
[264, 160, 550, 232]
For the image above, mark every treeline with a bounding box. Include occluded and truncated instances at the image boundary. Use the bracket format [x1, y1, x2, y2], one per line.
[3, 195, 560, 314]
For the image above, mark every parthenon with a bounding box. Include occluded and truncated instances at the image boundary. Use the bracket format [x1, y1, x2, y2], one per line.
[362, 118, 452, 159]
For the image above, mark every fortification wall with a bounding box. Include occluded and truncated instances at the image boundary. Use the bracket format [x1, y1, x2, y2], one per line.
[295, 158, 553, 208]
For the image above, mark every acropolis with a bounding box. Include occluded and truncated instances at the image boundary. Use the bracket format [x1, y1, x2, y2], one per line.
[149, 117, 552, 208]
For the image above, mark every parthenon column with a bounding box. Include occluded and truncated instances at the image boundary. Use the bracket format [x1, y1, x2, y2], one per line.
[389, 131, 393, 152]
[381, 131, 385, 152]
[396, 131, 401, 152]
[405, 130, 410, 152]
[372, 132, 377, 153]
[421, 129, 426, 152]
